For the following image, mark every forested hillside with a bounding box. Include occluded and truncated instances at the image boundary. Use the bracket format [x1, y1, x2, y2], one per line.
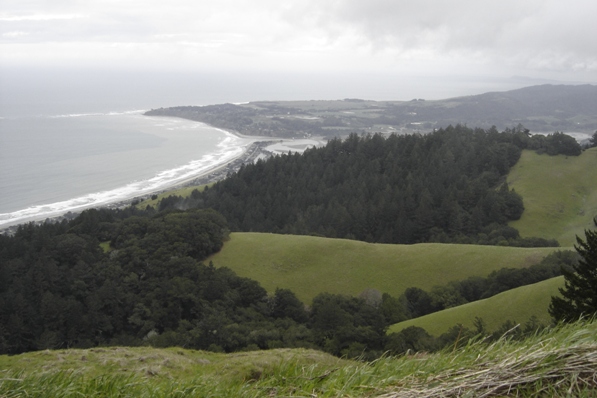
[0, 126, 584, 359]
[177, 125, 578, 245]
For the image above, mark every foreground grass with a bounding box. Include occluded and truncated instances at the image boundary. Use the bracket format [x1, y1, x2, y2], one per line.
[508, 147, 597, 246]
[2, 320, 597, 397]
[388, 277, 565, 336]
[208, 233, 560, 303]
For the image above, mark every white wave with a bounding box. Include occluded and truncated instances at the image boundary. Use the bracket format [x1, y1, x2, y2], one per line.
[107, 110, 148, 116]
[49, 110, 147, 118]
[0, 131, 247, 227]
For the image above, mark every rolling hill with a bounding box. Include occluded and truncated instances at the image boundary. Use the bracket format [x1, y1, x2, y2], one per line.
[208, 232, 560, 303]
[388, 276, 564, 336]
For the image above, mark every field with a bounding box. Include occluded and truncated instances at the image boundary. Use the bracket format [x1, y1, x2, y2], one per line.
[508, 147, 597, 246]
[388, 276, 564, 336]
[208, 233, 560, 303]
[2, 320, 596, 397]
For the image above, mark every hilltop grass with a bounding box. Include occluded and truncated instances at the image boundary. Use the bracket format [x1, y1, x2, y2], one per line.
[508, 147, 597, 246]
[2, 320, 597, 397]
[208, 232, 561, 303]
[388, 276, 564, 336]
[0, 347, 347, 397]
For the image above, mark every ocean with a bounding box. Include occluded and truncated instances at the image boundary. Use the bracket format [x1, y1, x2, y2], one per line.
[0, 67, 544, 228]
[0, 112, 248, 227]
[0, 68, 259, 227]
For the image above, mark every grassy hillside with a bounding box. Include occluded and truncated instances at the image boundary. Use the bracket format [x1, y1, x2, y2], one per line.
[2, 320, 596, 397]
[508, 147, 597, 246]
[388, 276, 564, 336]
[208, 233, 560, 303]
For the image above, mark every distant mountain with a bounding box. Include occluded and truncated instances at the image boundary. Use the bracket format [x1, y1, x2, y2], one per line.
[435, 84, 597, 132]
[145, 84, 597, 137]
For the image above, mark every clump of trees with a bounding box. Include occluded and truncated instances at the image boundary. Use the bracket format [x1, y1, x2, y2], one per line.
[588, 131, 597, 148]
[525, 131, 582, 156]
[0, 208, 231, 354]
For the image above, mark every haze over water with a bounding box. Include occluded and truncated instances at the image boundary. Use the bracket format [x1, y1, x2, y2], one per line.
[0, 68, 545, 227]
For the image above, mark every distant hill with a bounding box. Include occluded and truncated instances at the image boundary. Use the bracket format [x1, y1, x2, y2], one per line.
[145, 84, 597, 137]
[388, 277, 564, 336]
[432, 84, 597, 133]
[208, 232, 559, 303]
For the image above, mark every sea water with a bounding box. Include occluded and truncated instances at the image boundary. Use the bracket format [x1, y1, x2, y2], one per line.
[0, 69, 256, 227]
[0, 112, 246, 226]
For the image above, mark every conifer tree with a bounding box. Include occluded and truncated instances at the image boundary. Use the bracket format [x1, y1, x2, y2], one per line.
[549, 218, 597, 322]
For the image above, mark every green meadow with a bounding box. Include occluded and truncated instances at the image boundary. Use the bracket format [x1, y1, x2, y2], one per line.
[508, 147, 597, 246]
[208, 233, 560, 303]
[388, 276, 564, 336]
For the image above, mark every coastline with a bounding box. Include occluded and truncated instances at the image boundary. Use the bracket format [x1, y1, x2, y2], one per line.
[0, 119, 327, 235]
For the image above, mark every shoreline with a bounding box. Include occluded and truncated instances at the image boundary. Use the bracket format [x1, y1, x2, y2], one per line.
[0, 118, 327, 235]
[0, 139, 263, 234]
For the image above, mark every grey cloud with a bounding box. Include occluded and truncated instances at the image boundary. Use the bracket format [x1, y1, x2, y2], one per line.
[2, 0, 596, 78]
[282, 0, 597, 72]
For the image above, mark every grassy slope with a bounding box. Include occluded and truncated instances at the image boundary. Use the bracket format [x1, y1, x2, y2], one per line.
[2, 320, 596, 397]
[388, 276, 564, 336]
[208, 233, 559, 303]
[508, 147, 597, 246]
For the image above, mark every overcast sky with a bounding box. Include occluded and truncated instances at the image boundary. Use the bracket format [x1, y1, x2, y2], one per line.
[1, 0, 596, 83]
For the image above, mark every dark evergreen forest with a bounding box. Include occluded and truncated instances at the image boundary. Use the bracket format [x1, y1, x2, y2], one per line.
[174, 125, 578, 245]
[0, 126, 582, 357]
